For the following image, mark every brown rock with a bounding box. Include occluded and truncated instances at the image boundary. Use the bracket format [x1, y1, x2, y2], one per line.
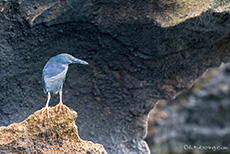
[0, 105, 107, 154]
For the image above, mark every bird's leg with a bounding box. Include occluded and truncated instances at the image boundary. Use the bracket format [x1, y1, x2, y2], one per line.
[56, 89, 65, 114]
[41, 92, 51, 118]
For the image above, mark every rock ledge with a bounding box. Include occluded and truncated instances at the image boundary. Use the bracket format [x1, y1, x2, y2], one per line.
[0, 105, 107, 154]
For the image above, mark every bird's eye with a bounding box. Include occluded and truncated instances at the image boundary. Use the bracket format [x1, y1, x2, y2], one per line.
[65, 56, 69, 59]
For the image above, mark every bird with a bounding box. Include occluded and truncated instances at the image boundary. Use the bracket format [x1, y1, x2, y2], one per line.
[41, 53, 88, 118]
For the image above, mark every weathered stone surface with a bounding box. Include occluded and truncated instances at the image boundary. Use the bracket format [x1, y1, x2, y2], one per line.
[0, 0, 229, 153]
[147, 63, 230, 153]
[0, 105, 107, 154]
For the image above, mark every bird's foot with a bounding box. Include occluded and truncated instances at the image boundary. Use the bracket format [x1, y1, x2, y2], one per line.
[41, 106, 50, 118]
[56, 102, 66, 115]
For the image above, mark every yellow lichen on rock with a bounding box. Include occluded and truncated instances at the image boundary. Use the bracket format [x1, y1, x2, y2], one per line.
[0, 105, 107, 154]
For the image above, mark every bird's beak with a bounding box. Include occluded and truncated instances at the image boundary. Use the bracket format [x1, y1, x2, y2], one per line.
[72, 58, 88, 65]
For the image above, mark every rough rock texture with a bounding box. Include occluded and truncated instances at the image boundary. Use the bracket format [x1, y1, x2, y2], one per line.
[147, 63, 230, 154]
[0, 0, 230, 153]
[0, 105, 107, 154]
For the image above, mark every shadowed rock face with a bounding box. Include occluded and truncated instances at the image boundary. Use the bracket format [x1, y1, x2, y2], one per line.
[0, 0, 229, 153]
[147, 63, 230, 154]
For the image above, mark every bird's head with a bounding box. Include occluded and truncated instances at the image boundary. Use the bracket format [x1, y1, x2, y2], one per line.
[57, 53, 88, 65]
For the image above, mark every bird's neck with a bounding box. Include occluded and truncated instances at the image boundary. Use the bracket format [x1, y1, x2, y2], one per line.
[61, 64, 69, 69]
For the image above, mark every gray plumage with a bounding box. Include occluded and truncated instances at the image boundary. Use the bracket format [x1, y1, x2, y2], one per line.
[42, 53, 88, 94]
[41, 53, 88, 117]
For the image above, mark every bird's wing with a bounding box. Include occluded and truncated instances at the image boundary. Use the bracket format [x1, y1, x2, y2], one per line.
[42, 64, 68, 93]
[43, 65, 68, 82]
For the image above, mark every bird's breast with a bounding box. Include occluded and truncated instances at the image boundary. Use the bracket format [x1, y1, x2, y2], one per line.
[44, 65, 68, 83]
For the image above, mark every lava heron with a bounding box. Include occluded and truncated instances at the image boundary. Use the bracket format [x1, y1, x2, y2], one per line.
[41, 53, 88, 117]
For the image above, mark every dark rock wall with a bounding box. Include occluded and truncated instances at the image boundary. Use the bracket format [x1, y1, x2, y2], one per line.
[0, 0, 230, 153]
